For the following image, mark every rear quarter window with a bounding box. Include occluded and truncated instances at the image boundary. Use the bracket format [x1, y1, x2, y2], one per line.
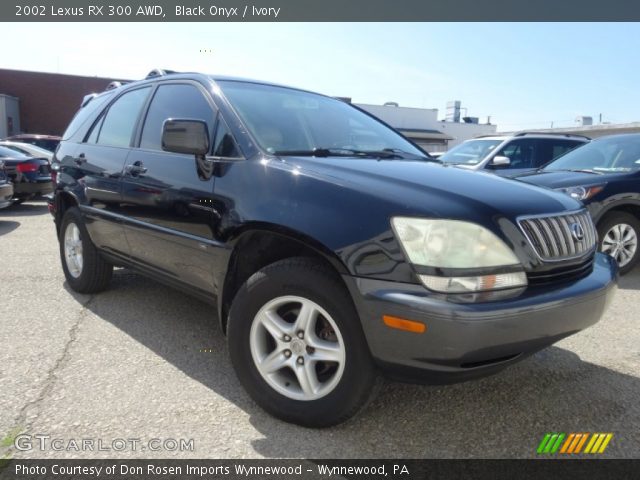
[62, 91, 115, 141]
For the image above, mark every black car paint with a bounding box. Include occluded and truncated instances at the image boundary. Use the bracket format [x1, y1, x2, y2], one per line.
[513, 168, 640, 225]
[51, 74, 617, 381]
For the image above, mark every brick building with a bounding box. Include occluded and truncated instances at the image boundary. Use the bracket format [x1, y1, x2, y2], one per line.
[0, 69, 125, 137]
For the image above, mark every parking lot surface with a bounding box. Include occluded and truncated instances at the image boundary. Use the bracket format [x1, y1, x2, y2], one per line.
[1, 200, 639, 459]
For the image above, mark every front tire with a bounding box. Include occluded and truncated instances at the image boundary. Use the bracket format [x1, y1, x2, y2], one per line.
[597, 211, 640, 274]
[227, 257, 376, 427]
[59, 207, 113, 293]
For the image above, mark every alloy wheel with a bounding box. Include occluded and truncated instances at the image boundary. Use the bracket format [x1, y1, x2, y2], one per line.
[64, 222, 84, 278]
[601, 223, 638, 268]
[249, 295, 346, 401]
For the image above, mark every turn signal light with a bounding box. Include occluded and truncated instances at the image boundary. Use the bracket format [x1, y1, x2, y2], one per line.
[383, 315, 426, 334]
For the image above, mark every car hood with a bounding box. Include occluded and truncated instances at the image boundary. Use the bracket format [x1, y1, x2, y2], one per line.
[512, 169, 628, 189]
[279, 156, 581, 221]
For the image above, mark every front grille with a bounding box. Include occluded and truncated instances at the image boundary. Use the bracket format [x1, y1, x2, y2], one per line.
[527, 258, 594, 286]
[519, 210, 596, 261]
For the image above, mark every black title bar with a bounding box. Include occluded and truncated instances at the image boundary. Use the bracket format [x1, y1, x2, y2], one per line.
[4, 0, 640, 22]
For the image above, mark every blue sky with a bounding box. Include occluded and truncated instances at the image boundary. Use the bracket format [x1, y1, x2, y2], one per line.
[2, 22, 639, 131]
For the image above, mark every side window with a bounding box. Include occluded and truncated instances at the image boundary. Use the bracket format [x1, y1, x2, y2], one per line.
[95, 87, 151, 148]
[140, 83, 215, 151]
[86, 116, 104, 144]
[494, 139, 536, 169]
[62, 91, 114, 141]
[212, 116, 241, 158]
[551, 140, 582, 160]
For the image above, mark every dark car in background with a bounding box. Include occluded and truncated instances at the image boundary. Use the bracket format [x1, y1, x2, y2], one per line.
[439, 132, 589, 176]
[0, 159, 14, 209]
[0, 146, 52, 203]
[50, 71, 616, 427]
[4, 134, 61, 152]
[514, 134, 640, 274]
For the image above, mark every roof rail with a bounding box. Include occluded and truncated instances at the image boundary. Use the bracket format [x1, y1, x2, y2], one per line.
[145, 69, 178, 79]
[105, 81, 122, 91]
[80, 93, 97, 108]
[513, 131, 591, 140]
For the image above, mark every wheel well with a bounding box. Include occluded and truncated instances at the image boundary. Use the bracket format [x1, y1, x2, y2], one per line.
[55, 192, 79, 233]
[219, 231, 346, 333]
[598, 204, 640, 225]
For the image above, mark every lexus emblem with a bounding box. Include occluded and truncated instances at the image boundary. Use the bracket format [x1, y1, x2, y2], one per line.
[570, 223, 585, 242]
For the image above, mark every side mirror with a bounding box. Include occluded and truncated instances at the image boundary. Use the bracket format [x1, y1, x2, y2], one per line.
[161, 119, 209, 156]
[490, 155, 511, 167]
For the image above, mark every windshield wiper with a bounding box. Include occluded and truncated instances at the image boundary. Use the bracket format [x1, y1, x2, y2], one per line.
[382, 148, 440, 162]
[566, 168, 604, 175]
[273, 148, 402, 159]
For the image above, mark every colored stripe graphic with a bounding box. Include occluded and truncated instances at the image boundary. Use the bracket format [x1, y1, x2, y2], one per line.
[568, 433, 583, 453]
[574, 433, 589, 453]
[585, 433, 614, 454]
[584, 433, 598, 453]
[537, 433, 552, 454]
[560, 433, 575, 453]
[539, 433, 614, 454]
[537, 433, 565, 454]
[598, 434, 613, 453]
[550, 433, 565, 453]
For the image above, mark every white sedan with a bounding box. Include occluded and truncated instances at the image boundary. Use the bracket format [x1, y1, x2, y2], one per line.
[0, 141, 53, 162]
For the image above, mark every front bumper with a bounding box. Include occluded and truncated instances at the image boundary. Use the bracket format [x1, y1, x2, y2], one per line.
[345, 253, 618, 384]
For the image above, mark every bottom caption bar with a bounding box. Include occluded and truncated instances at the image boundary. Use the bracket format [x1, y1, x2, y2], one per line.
[1, 459, 638, 480]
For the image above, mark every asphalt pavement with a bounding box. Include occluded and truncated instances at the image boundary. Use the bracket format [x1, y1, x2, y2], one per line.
[1, 200, 639, 459]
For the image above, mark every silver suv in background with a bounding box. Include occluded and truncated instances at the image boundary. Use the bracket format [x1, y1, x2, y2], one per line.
[439, 132, 589, 176]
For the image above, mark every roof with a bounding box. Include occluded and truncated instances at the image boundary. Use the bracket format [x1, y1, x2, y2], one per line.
[398, 128, 454, 141]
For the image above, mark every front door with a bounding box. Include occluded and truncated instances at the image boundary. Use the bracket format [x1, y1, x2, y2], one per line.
[119, 82, 224, 293]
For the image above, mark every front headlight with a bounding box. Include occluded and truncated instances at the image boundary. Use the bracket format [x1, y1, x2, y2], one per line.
[556, 185, 604, 201]
[391, 217, 527, 293]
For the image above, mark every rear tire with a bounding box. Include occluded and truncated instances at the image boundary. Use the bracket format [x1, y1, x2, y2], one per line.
[597, 211, 640, 275]
[59, 207, 113, 293]
[227, 257, 376, 427]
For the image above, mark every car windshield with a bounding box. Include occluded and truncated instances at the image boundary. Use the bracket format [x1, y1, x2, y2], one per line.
[544, 135, 640, 173]
[0, 146, 30, 158]
[217, 81, 426, 158]
[439, 139, 502, 165]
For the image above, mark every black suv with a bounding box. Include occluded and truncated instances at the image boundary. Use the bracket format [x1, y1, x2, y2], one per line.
[514, 134, 640, 274]
[50, 70, 617, 427]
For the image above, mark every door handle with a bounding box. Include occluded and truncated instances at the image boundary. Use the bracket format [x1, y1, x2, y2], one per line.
[74, 153, 87, 165]
[125, 162, 147, 176]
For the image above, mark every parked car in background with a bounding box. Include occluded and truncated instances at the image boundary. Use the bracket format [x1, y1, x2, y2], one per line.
[0, 141, 53, 162]
[514, 134, 640, 274]
[4, 134, 61, 152]
[50, 71, 616, 427]
[0, 159, 14, 209]
[439, 132, 589, 175]
[0, 146, 52, 203]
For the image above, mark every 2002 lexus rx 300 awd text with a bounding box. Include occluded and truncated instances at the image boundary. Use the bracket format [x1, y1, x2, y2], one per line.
[49, 71, 617, 427]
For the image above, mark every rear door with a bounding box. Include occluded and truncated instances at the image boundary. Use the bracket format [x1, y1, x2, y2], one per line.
[71, 86, 152, 257]
[119, 81, 227, 293]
